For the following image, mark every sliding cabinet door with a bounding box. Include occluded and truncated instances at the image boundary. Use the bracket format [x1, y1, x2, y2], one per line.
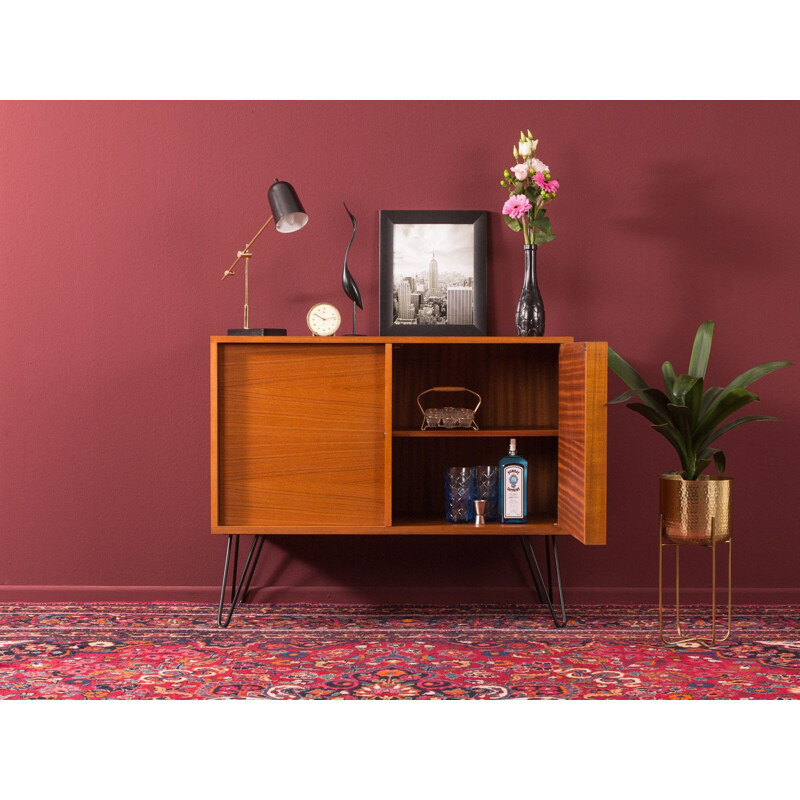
[213, 343, 386, 530]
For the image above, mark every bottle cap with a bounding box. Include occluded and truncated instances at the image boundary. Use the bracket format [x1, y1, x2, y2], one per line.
[509, 437, 517, 454]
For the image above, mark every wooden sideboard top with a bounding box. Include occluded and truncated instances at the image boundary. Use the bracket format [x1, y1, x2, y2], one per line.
[211, 335, 576, 345]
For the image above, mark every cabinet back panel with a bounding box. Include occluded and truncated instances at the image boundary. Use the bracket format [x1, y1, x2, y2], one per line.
[392, 436, 558, 521]
[391, 343, 559, 430]
[217, 344, 386, 526]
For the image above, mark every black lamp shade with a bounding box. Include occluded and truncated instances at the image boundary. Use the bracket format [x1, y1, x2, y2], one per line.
[268, 178, 308, 233]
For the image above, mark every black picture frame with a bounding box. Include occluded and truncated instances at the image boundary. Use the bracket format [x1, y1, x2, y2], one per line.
[379, 210, 488, 336]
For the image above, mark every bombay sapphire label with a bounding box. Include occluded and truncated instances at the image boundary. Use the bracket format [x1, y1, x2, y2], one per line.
[503, 464, 524, 518]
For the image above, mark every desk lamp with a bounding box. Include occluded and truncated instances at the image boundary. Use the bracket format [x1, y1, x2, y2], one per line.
[222, 178, 308, 335]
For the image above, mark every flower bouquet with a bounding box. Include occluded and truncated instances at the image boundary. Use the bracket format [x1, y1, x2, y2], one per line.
[501, 130, 559, 245]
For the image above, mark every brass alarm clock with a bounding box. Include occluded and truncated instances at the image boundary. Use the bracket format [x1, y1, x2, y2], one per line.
[306, 303, 342, 337]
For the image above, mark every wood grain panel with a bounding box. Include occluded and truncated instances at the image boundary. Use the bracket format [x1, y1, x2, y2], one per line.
[558, 342, 608, 544]
[215, 343, 386, 528]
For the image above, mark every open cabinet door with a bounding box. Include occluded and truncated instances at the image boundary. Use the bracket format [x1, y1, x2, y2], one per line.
[558, 341, 607, 544]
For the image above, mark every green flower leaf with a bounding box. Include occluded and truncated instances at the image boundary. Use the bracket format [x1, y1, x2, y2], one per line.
[504, 216, 522, 233]
[531, 215, 555, 244]
[533, 229, 556, 245]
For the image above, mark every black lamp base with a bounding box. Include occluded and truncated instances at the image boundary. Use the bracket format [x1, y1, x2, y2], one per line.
[227, 328, 287, 336]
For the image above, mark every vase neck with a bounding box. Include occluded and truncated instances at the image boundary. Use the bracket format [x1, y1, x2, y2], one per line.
[523, 244, 537, 288]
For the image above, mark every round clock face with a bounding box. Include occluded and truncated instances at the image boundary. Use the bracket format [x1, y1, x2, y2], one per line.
[307, 303, 341, 337]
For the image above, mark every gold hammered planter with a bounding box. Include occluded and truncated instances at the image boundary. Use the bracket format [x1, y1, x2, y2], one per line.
[659, 474, 732, 544]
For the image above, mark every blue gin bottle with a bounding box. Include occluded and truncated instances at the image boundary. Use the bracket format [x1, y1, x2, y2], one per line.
[499, 438, 528, 524]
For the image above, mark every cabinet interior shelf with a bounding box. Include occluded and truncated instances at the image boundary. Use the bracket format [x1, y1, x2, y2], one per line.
[390, 515, 561, 535]
[393, 428, 559, 438]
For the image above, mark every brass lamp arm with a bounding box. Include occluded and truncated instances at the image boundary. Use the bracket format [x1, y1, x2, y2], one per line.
[221, 215, 275, 280]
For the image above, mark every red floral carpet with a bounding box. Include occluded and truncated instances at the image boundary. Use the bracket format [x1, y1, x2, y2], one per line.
[0, 603, 798, 699]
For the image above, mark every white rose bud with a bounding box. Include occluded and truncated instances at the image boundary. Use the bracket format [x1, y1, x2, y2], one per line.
[518, 140, 532, 158]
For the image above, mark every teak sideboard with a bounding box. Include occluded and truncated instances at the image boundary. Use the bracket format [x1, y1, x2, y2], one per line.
[210, 336, 607, 543]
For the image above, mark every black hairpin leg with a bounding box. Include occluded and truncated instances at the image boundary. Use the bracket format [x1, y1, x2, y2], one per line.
[520, 535, 545, 604]
[520, 535, 567, 627]
[217, 535, 266, 628]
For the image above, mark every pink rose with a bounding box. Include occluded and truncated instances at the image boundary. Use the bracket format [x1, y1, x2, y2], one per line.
[530, 157, 549, 173]
[510, 164, 529, 181]
[502, 194, 532, 219]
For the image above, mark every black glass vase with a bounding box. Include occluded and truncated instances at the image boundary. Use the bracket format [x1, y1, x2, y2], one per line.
[516, 244, 545, 336]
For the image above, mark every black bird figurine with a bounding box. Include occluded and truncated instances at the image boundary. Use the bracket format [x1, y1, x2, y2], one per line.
[342, 201, 364, 335]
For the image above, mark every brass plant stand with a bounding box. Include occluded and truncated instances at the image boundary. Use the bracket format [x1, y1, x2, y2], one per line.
[658, 515, 732, 647]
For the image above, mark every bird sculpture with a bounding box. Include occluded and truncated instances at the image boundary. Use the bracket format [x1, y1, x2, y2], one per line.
[342, 201, 363, 335]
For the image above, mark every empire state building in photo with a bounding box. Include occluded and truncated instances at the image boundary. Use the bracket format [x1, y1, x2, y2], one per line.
[428, 251, 438, 299]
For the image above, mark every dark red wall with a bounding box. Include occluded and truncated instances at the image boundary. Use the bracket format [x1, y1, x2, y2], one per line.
[2, 101, 798, 601]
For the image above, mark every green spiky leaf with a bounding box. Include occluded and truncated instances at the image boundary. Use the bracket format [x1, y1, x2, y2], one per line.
[699, 415, 781, 452]
[688, 320, 714, 379]
[608, 347, 648, 390]
[700, 386, 725, 417]
[727, 360, 792, 391]
[704, 361, 792, 421]
[685, 377, 704, 424]
[672, 374, 699, 405]
[662, 361, 677, 402]
[609, 386, 646, 405]
[692, 459, 711, 480]
[703, 448, 726, 474]
[667, 402, 693, 445]
[626, 402, 669, 427]
[694, 387, 759, 445]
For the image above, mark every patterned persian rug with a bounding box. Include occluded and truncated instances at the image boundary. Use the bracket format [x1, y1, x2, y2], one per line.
[0, 603, 798, 699]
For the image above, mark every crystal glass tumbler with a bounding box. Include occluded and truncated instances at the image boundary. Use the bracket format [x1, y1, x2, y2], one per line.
[444, 467, 475, 523]
[472, 465, 499, 522]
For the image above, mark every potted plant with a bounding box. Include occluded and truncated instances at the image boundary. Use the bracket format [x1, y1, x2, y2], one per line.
[608, 321, 791, 543]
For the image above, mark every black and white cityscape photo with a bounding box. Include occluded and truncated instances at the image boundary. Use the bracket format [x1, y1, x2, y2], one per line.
[391, 223, 475, 326]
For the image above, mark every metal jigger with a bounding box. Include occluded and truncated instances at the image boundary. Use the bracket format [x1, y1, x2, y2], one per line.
[474, 499, 486, 527]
